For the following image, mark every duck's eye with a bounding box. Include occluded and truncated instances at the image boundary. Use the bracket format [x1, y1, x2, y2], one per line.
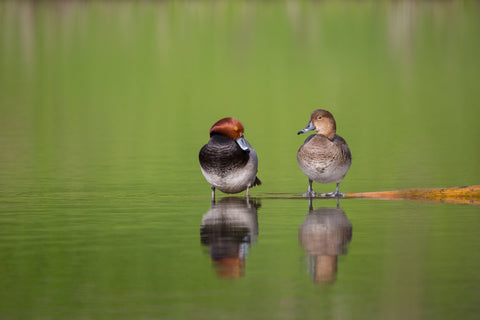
[317, 116, 322, 120]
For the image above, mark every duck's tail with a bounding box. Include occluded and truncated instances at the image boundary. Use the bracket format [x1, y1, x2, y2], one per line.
[253, 177, 262, 187]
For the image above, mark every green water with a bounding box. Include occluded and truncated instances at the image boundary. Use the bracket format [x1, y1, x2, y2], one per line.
[1, 1, 479, 319]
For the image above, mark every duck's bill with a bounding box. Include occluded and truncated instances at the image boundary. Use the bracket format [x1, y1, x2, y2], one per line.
[297, 120, 315, 135]
[235, 136, 250, 152]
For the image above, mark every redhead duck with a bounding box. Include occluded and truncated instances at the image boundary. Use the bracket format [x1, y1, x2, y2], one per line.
[199, 117, 261, 200]
[297, 109, 352, 197]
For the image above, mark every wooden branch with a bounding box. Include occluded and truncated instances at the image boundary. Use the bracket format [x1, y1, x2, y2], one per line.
[345, 185, 480, 205]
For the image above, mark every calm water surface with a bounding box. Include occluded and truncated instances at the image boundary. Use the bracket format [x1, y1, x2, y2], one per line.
[1, 1, 479, 319]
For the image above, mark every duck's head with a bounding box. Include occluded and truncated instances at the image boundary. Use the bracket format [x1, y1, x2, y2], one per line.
[209, 117, 250, 152]
[298, 109, 336, 140]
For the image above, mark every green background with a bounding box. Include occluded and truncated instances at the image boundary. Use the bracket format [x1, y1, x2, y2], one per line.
[1, 1, 479, 319]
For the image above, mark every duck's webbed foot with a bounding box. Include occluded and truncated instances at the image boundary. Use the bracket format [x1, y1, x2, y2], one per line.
[319, 191, 345, 198]
[319, 182, 344, 198]
[302, 179, 316, 197]
[302, 190, 317, 197]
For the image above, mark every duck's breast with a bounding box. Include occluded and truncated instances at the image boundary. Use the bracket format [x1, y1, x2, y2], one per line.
[199, 135, 258, 193]
[297, 134, 351, 183]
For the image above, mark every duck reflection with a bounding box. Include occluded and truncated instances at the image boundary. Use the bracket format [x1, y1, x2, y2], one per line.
[200, 197, 260, 278]
[298, 198, 352, 284]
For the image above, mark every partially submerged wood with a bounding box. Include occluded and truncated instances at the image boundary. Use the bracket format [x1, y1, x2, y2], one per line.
[345, 185, 480, 205]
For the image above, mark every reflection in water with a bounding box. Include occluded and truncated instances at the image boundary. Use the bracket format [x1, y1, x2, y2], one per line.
[200, 197, 260, 278]
[298, 199, 352, 284]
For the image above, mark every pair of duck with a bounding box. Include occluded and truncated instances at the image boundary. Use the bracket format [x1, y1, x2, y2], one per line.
[199, 109, 352, 200]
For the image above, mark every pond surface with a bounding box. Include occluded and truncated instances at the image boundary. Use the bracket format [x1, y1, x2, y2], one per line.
[1, 1, 479, 319]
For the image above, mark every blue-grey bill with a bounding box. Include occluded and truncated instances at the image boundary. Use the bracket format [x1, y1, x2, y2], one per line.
[297, 120, 315, 135]
[235, 136, 250, 152]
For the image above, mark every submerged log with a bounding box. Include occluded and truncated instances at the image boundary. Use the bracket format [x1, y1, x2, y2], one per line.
[345, 185, 480, 205]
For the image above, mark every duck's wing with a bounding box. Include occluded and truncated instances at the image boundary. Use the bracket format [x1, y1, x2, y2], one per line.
[333, 134, 352, 161]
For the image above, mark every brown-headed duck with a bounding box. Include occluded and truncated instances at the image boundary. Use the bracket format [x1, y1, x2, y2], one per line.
[199, 117, 261, 200]
[297, 109, 352, 197]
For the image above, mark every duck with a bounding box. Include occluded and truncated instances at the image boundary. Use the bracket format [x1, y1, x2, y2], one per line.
[297, 109, 352, 197]
[199, 117, 261, 200]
